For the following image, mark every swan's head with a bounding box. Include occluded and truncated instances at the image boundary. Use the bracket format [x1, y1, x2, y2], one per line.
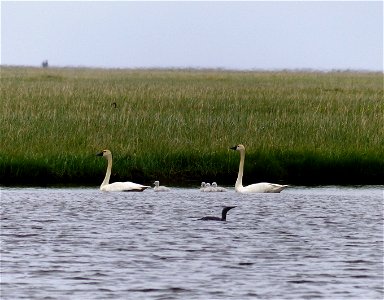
[212, 182, 217, 187]
[96, 149, 112, 158]
[154, 181, 160, 187]
[201, 182, 206, 187]
[230, 144, 245, 151]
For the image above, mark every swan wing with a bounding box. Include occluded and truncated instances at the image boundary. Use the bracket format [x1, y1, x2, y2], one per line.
[238, 182, 288, 193]
[101, 181, 150, 192]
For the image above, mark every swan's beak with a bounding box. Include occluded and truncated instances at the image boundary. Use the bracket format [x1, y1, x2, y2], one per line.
[229, 146, 237, 150]
[96, 152, 104, 156]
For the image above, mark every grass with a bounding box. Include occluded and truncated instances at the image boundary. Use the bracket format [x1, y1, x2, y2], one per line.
[1, 67, 383, 186]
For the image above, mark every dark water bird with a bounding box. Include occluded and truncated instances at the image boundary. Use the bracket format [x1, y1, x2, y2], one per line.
[112, 102, 117, 108]
[199, 206, 236, 221]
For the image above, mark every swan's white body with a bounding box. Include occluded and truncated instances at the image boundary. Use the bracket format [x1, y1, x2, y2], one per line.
[153, 181, 170, 192]
[202, 183, 214, 192]
[230, 144, 288, 193]
[201, 182, 227, 192]
[212, 182, 227, 192]
[100, 181, 148, 192]
[97, 150, 149, 192]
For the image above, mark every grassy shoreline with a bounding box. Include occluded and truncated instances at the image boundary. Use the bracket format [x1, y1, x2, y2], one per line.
[1, 67, 383, 186]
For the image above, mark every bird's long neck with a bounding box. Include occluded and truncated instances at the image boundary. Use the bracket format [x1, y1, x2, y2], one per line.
[221, 207, 232, 221]
[221, 210, 227, 221]
[102, 156, 112, 187]
[236, 149, 245, 189]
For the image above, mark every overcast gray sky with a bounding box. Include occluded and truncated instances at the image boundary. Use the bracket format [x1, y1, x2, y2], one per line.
[1, 1, 383, 71]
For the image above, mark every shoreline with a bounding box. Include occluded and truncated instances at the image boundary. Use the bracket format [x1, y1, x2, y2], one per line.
[1, 67, 383, 186]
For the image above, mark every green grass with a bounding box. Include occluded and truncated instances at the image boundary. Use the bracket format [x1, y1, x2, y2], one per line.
[1, 67, 383, 186]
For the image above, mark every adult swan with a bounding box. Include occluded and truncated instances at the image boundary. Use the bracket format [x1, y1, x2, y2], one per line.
[230, 144, 288, 193]
[96, 150, 149, 192]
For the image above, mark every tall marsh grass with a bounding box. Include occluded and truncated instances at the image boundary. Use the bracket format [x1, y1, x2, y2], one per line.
[1, 67, 383, 186]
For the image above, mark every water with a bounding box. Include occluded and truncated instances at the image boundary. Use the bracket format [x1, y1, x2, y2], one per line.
[1, 186, 383, 299]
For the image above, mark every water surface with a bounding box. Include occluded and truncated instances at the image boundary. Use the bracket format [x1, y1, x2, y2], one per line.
[1, 186, 383, 299]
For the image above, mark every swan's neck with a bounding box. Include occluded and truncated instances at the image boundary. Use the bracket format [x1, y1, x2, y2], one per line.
[102, 156, 112, 187]
[236, 149, 245, 189]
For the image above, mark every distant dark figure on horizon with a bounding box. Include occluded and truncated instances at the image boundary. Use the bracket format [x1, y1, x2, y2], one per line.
[42, 60, 48, 68]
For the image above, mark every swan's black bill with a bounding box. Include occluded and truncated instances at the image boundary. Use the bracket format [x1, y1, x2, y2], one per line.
[230, 145, 237, 150]
[96, 152, 103, 156]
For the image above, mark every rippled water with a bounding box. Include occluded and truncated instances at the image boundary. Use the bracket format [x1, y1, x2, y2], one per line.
[1, 186, 383, 299]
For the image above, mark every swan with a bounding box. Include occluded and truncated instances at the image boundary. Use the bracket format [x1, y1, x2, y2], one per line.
[153, 180, 170, 192]
[230, 144, 288, 193]
[200, 182, 206, 191]
[212, 182, 227, 192]
[203, 183, 214, 192]
[96, 150, 150, 192]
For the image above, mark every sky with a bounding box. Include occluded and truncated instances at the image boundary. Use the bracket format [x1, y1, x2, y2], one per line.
[1, 1, 383, 71]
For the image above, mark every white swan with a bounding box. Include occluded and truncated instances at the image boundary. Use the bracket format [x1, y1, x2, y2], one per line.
[202, 183, 214, 192]
[212, 182, 227, 192]
[96, 150, 150, 192]
[230, 144, 288, 193]
[153, 180, 170, 192]
[200, 182, 206, 191]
